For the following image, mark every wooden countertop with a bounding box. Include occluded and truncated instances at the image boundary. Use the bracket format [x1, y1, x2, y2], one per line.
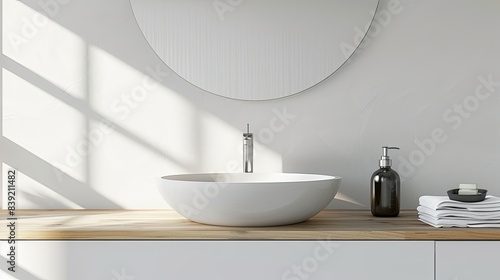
[1, 210, 500, 240]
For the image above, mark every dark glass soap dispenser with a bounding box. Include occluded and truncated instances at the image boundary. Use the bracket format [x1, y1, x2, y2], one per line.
[371, 146, 400, 217]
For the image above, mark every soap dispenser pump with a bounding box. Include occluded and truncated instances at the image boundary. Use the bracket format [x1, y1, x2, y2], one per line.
[371, 146, 401, 217]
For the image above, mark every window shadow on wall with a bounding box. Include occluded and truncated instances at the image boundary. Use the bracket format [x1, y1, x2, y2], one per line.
[1, 0, 198, 209]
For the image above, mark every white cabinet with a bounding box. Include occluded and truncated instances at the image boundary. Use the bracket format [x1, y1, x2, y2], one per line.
[5, 241, 434, 280]
[436, 241, 500, 280]
[9, 239, 500, 280]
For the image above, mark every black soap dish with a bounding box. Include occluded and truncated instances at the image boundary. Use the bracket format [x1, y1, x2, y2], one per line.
[447, 189, 487, 202]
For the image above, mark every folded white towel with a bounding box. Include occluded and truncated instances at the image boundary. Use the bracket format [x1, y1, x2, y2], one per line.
[417, 205, 500, 219]
[418, 195, 500, 227]
[419, 195, 500, 211]
[419, 213, 500, 228]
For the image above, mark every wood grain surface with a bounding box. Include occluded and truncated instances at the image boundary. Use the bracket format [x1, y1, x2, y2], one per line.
[1, 210, 500, 240]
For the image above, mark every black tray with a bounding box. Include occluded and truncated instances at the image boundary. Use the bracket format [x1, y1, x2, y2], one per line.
[447, 188, 487, 202]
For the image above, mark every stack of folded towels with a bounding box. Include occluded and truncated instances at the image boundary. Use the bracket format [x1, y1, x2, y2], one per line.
[418, 184, 500, 227]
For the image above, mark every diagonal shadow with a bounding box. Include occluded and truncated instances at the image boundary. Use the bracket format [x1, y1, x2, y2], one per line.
[2, 137, 121, 209]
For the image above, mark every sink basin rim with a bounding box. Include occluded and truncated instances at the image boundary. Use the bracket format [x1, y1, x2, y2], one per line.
[161, 172, 341, 184]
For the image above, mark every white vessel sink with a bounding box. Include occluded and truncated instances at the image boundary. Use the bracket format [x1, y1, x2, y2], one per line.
[159, 173, 341, 226]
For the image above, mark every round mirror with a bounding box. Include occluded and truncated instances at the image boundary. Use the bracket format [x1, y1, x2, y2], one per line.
[130, 0, 379, 100]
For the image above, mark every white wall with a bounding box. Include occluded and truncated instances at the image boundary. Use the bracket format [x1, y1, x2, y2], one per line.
[2, 0, 500, 209]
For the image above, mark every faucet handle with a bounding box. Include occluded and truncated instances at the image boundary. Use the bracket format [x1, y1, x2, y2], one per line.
[243, 123, 253, 138]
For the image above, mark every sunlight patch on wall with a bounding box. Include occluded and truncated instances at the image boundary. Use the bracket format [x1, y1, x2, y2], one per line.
[89, 117, 186, 208]
[2, 69, 86, 182]
[88, 46, 200, 168]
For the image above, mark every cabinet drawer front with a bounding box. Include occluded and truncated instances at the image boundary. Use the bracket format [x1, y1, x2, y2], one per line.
[10, 241, 434, 280]
[436, 241, 500, 280]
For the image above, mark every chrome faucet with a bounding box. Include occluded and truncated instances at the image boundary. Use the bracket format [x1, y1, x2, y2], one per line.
[243, 124, 253, 173]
